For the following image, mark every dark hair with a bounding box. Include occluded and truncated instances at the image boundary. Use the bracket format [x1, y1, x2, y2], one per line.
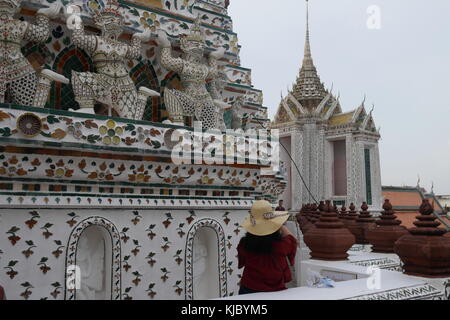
[241, 230, 283, 254]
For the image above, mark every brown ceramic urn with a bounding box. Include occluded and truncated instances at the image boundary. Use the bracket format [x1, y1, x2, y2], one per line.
[304, 200, 356, 261]
[394, 199, 450, 278]
[366, 199, 409, 253]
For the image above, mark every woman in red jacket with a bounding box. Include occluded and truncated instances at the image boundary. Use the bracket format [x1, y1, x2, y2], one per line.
[238, 200, 297, 295]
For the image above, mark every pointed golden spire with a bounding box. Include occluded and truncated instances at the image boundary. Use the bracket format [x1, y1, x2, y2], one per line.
[291, 0, 327, 110]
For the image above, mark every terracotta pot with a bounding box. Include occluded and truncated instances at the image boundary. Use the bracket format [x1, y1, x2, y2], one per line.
[394, 199, 450, 278]
[354, 202, 376, 244]
[367, 200, 409, 253]
[303, 200, 356, 261]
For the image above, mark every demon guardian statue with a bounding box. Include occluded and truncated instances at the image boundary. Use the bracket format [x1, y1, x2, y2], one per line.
[157, 18, 227, 129]
[0, 0, 68, 107]
[67, 0, 159, 120]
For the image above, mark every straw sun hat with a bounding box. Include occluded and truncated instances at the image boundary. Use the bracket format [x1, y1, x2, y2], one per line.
[241, 200, 290, 236]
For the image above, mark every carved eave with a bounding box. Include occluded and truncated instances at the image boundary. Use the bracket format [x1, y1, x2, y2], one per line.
[287, 93, 307, 115]
[273, 99, 295, 124]
[314, 93, 331, 116]
[351, 102, 366, 124]
[324, 94, 342, 120]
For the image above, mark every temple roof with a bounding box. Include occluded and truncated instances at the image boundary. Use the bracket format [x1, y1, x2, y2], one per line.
[328, 111, 355, 126]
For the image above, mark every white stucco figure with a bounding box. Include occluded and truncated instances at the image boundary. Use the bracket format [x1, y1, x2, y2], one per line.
[193, 241, 208, 296]
[0, 0, 68, 107]
[76, 227, 106, 300]
[157, 17, 226, 129]
[67, 0, 158, 119]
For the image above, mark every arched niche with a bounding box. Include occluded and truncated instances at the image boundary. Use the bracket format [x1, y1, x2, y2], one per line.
[130, 61, 161, 122]
[185, 218, 227, 300]
[65, 216, 121, 300]
[50, 46, 94, 110]
[160, 72, 184, 124]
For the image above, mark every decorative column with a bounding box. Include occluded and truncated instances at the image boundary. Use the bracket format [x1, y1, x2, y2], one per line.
[366, 199, 409, 253]
[370, 143, 383, 213]
[292, 128, 304, 209]
[395, 199, 450, 278]
[304, 200, 356, 261]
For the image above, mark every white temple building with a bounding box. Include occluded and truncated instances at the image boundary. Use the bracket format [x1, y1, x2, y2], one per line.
[271, 3, 382, 212]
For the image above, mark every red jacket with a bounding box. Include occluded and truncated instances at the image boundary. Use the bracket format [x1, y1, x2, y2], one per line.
[0, 285, 5, 300]
[237, 235, 297, 292]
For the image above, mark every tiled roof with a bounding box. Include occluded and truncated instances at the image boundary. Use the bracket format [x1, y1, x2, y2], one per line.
[395, 212, 419, 229]
[383, 190, 422, 207]
[328, 111, 354, 126]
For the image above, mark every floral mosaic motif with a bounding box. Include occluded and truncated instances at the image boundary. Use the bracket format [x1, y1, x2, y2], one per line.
[41, 223, 54, 239]
[146, 252, 157, 267]
[123, 287, 132, 300]
[174, 249, 183, 265]
[6, 226, 21, 245]
[4, 260, 19, 279]
[131, 240, 141, 256]
[123, 255, 132, 272]
[1, 206, 246, 300]
[131, 211, 142, 225]
[50, 282, 62, 299]
[1, 109, 168, 149]
[146, 283, 157, 299]
[52, 240, 65, 258]
[0, 155, 34, 177]
[120, 227, 131, 243]
[25, 211, 40, 229]
[146, 224, 156, 240]
[64, 216, 122, 300]
[45, 159, 74, 178]
[162, 212, 173, 228]
[186, 210, 196, 225]
[161, 267, 170, 283]
[132, 271, 142, 286]
[38, 257, 51, 274]
[161, 237, 171, 252]
[66, 212, 79, 227]
[185, 218, 227, 300]
[177, 223, 186, 238]
[22, 240, 37, 258]
[173, 280, 183, 296]
[155, 165, 194, 184]
[0, 151, 261, 190]
[20, 282, 34, 300]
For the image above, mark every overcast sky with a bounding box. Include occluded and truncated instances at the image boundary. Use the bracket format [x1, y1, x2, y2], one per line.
[228, 0, 450, 195]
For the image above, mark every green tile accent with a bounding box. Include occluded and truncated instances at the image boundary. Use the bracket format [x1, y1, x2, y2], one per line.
[365, 148, 372, 206]
[0, 177, 255, 191]
[121, 0, 238, 36]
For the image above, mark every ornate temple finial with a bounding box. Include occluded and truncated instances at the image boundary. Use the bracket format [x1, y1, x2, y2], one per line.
[290, 0, 327, 108]
[304, 0, 311, 60]
[417, 174, 421, 187]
